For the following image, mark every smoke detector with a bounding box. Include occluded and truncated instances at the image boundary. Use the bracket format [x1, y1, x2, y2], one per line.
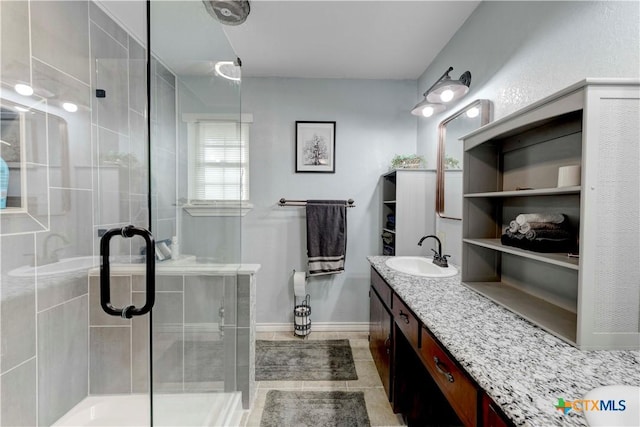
[203, 1, 250, 26]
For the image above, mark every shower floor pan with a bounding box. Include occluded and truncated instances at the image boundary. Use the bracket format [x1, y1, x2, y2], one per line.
[52, 392, 243, 426]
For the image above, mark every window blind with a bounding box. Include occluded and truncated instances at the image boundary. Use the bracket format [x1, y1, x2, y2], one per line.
[193, 121, 249, 201]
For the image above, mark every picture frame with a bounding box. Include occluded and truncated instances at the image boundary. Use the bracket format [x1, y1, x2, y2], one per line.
[295, 121, 336, 173]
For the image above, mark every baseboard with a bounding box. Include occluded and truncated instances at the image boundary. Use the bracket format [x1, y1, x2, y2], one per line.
[256, 322, 369, 333]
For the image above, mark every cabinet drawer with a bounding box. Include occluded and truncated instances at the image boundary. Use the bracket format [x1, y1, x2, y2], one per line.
[420, 328, 477, 427]
[392, 294, 419, 348]
[371, 267, 392, 308]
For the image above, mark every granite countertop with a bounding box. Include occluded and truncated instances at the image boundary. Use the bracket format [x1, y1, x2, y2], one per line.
[367, 256, 640, 427]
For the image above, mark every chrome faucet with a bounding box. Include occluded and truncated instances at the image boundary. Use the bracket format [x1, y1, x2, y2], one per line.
[417, 235, 450, 268]
[40, 233, 70, 265]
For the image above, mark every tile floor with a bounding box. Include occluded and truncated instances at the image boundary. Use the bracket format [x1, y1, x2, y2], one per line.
[241, 331, 405, 427]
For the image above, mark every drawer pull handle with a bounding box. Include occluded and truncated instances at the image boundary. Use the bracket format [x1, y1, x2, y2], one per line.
[399, 311, 410, 324]
[433, 356, 455, 383]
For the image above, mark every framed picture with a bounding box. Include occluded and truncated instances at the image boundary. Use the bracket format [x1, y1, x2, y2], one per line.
[295, 121, 336, 173]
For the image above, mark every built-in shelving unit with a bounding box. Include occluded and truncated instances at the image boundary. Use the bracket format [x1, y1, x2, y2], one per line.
[463, 238, 579, 270]
[461, 79, 640, 350]
[464, 186, 581, 198]
[381, 169, 435, 256]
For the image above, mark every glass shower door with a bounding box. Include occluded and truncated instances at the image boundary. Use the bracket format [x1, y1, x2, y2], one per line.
[96, 13, 244, 426]
[149, 1, 244, 426]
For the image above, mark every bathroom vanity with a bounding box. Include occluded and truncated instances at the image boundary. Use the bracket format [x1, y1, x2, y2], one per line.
[367, 256, 639, 426]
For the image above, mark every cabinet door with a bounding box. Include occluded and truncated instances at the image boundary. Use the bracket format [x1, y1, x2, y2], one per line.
[482, 394, 512, 427]
[369, 286, 392, 398]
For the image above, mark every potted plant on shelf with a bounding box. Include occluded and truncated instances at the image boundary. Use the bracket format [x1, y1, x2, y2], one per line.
[390, 154, 425, 170]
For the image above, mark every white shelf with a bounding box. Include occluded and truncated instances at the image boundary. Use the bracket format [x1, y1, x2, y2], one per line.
[463, 238, 579, 270]
[462, 281, 577, 345]
[462, 81, 640, 349]
[381, 170, 435, 256]
[464, 186, 581, 198]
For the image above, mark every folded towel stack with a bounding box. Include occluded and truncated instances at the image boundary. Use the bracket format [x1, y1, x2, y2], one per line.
[501, 213, 576, 253]
[386, 214, 395, 231]
[381, 231, 395, 255]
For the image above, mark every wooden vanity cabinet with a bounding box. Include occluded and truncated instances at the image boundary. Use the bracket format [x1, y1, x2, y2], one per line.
[482, 394, 512, 427]
[420, 327, 478, 427]
[371, 267, 511, 427]
[369, 285, 392, 398]
[369, 268, 393, 399]
[393, 323, 460, 426]
[391, 293, 419, 348]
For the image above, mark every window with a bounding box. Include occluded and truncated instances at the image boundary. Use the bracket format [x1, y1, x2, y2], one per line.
[185, 114, 253, 216]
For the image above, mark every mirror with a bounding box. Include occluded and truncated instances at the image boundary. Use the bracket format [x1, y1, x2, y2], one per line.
[436, 99, 491, 220]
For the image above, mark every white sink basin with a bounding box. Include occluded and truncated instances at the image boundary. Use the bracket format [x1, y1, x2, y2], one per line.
[385, 256, 457, 278]
[9, 256, 98, 278]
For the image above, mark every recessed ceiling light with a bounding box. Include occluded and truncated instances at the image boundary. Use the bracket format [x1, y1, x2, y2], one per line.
[14, 83, 34, 96]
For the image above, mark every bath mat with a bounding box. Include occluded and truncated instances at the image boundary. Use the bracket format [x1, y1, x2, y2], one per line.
[256, 339, 358, 381]
[260, 390, 370, 427]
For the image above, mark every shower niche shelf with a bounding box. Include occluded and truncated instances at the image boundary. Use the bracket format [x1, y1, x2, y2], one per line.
[461, 79, 640, 350]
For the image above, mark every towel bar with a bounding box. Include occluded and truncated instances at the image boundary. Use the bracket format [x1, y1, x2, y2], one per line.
[278, 198, 355, 207]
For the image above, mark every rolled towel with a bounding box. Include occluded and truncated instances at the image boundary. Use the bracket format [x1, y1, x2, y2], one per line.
[518, 222, 531, 234]
[520, 220, 567, 234]
[506, 230, 526, 240]
[525, 229, 573, 241]
[527, 221, 565, 231]
[508, 220, 519, 233]
[515, 213, 566, 226]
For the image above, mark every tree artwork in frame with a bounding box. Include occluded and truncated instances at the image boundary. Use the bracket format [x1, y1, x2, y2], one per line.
[295, 121, 336, 173]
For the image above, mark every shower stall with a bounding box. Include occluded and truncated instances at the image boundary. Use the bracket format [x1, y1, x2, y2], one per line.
[0, 1, 252, 425]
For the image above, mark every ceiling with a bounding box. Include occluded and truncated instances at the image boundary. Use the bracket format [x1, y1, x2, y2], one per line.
[99, 0, 480, 81]
[222, 1, 481, 80]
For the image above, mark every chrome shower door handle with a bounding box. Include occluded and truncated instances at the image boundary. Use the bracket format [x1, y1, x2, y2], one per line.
[100, 225, 155, 318]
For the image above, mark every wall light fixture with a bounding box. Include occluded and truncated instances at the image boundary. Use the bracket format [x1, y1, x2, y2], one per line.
[411, 66, 472, 117]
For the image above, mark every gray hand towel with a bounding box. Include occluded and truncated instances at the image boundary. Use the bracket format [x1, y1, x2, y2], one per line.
[306, 200, 347, 276]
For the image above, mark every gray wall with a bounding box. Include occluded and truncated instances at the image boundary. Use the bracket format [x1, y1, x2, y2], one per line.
[415, 1, 640, 265]
[239, 77, 417, 325]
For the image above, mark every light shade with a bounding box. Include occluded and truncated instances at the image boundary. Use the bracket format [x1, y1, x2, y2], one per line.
[411, 99, 446, 117]
[426, 70, 471, 104]
[14, 83, 34, 96]
[62, 102, 78, 113]
[411, 66, 472, 118]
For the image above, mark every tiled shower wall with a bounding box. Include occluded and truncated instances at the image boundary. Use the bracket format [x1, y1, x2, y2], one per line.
[0, 1, 176, 425]
[85, 271, 255, 409]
